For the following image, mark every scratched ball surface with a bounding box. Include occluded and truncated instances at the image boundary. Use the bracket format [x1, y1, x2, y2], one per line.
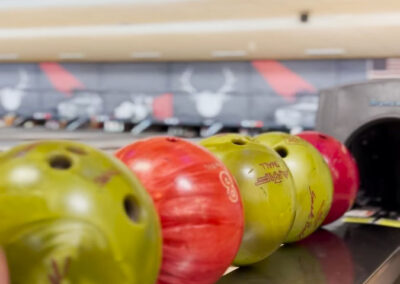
[255, 132, 333, 242]
[116, 137, 244, 284]
[200, 134, 296, 266]
[0, 248, 8, 284]
[0, 141, 162, 284]
[297, 131, 359, 225]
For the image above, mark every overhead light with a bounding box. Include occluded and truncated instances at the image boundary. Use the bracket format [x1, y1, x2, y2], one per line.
[131, 51, 161, 58]
[59, 52, 85, 59]
[212, 50, 247, 57]
[0, 53, 18, 60]
[305, 48, 346, 56]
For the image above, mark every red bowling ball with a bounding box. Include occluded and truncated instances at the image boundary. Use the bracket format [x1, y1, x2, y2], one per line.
[0, 249, 8, 284]
[116, 137, 244, 284]
[297, 131, 359, 225]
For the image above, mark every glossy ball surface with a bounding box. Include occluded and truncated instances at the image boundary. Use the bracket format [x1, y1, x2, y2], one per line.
[200, 134, 296, 266]
[255, 132, 333, 242]
[297, 131, 359, 225]
[0, 141, 162, 284]
[116, 137, 244, 284]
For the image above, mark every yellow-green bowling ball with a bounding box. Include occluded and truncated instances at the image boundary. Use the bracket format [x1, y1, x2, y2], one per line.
[0, 141, 162, 284]
[200, 134, 296, 266]
[255, 132, 333, 242]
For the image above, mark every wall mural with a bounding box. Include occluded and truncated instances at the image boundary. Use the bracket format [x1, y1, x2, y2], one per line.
[114, 95, 153, 122]
[0, 58, 386, 129]
[180, 67, 235, 119]
[0, 69, 29, 113]
[57, 91, 103, 120]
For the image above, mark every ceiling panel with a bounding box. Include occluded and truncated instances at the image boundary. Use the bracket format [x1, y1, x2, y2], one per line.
[0, 0, 399, 61]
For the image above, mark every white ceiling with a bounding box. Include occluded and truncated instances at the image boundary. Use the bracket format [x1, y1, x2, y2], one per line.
[0, 0, 400, 61]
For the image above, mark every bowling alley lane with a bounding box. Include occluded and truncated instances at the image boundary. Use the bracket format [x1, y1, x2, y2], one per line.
[219, 223, 400, 284]
[0, 128, 152, 153]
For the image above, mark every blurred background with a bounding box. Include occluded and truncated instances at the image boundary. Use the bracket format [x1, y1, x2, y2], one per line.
[0, 0, 399, 137]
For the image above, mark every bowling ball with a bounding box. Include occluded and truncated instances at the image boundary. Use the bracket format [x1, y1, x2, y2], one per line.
[116, 137, 244, 284]
[218, 230, 353, 284]
[0, 248, 8, 284]
[200, 134, 296, 266]
[255, 132, 333, 242]
[0, 141, 161, 284]
[297, 131, 359, 225]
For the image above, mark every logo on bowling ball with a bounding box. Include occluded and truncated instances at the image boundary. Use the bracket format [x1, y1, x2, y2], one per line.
[286, 136, 303, 145]
[297, 186, 327, 239]
[48, 257, 70, 284]
[256, 161, 290, 186]
[255, 170, 290, 186]
[219, 170, 239, 203]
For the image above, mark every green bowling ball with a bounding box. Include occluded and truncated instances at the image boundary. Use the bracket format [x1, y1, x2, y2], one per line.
[200, 134, 296, 266]
[255, 132, 333, 242]
[0, 141, 162, 284]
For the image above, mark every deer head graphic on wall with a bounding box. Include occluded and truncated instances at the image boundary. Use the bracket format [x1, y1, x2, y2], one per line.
[180, 67, 236, 118]
[0, 70, 29, 113]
